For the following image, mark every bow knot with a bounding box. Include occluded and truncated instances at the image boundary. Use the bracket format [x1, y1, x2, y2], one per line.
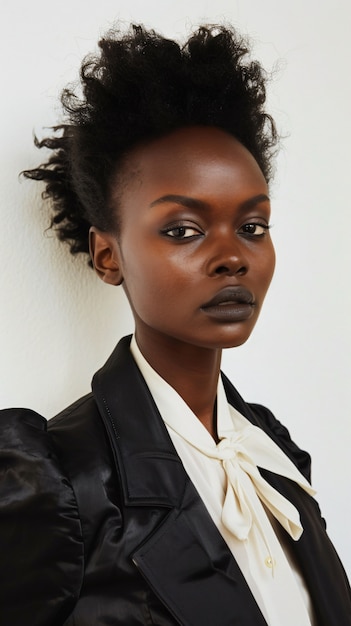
[216, 437, 240, 460]
[196, 422, 315, 542]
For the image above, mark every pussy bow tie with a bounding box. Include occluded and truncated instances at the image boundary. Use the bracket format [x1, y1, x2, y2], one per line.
[185, 423, 315, 542]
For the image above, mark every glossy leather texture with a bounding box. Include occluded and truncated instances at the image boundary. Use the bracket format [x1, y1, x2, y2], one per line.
[0, 335, 350, 625]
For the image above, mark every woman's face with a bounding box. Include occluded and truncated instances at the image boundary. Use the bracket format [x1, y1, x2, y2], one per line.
[96, 126, 275, 352]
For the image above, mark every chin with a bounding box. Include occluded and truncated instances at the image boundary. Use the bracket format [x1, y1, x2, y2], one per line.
[196, 333, 253, 351]
[212, 325, 257, 350]
[221, 338, 251, 349]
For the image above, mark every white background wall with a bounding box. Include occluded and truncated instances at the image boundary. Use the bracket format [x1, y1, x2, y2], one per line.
[1, 0, 350, 577]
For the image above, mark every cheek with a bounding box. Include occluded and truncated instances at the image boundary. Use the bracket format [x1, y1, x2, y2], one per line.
[265, 242, 276, 272]
[263, 245, 276, 287]
[253, 244, 275, 291]
[122, 253, 179, 310]
[125, 241, 198, 290]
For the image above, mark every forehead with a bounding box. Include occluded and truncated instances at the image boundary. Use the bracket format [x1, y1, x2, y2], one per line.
[113, 126, 268, 208]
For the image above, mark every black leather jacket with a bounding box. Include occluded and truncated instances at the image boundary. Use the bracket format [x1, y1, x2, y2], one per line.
[1, 336, 350, 625]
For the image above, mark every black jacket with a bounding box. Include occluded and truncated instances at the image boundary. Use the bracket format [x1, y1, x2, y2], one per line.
[1, 335, 350, 625]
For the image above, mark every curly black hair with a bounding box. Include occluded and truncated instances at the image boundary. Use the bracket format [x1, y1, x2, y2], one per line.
[23, 23, 278, 261]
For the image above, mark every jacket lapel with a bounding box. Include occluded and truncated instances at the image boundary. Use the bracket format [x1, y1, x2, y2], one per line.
[92, 335, 187, 508]
[92, 335, 267, 625]
[132, 481, 267, 626]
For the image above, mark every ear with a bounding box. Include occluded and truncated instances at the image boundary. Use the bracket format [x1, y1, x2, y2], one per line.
[89, 227, 124, 285]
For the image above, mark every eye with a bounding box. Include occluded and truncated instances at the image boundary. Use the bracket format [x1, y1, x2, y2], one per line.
[239, 222, 271, 237]
[162, 225, 202, 239]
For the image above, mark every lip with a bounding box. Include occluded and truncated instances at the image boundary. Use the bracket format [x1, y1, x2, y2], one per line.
[200, 286, 255, 322]
[202, 286, 254, 308]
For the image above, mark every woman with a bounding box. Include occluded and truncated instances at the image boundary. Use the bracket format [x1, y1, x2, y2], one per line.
[0, 23, 350, 626]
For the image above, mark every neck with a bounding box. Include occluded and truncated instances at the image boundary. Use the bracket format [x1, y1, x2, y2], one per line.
[135, 330, 222, 439]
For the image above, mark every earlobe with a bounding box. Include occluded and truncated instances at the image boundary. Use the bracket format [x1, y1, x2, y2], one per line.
[89, 227, 124, 285]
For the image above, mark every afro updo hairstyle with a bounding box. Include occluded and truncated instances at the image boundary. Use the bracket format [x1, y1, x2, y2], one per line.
[23, 23, 278, 262]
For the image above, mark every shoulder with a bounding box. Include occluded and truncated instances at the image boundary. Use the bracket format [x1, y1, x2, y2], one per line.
[48, 392, 116, 481]
[247, 402, 312, 482]
[1, 406, 48, 451]
[221, 373, 312, 482]
[0, 407, 84, 625]
[49, 391, 104, 443]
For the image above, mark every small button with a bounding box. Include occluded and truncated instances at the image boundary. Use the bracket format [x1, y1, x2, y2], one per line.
[265, 556, 276, 568]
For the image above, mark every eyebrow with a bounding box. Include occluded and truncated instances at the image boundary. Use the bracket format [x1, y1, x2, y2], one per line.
[149, 193, 270, 211]
[149, 194, 207, 210]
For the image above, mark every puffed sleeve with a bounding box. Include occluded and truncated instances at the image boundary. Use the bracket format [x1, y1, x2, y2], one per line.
[0, 408, 84, 626]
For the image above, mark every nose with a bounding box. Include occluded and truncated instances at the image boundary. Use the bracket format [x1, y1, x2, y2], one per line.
[205, 232, 248, 277]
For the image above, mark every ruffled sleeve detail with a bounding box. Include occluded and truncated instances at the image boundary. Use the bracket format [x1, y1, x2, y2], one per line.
[0, 408, 84, 626]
